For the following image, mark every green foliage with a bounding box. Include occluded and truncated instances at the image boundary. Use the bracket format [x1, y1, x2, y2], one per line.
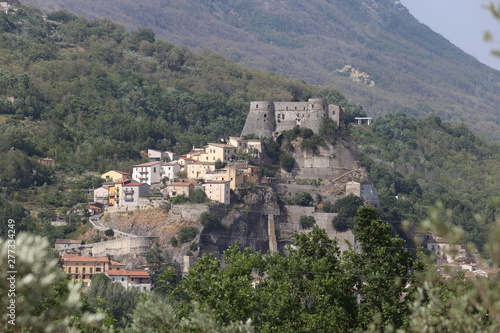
[104, 228, 114, 237]
[318, 118, 338, 144]
[171, 194, 188, 204]
[331, 194, 364, 231]
[0, 234, 108, 332]
[294, 191, 314, 206]
[87, 273, 141, 328]
[215, 159, 224, 169]
[199, 211, 221, 230]
[191, 189, 208, 204]
[177, 226, 199, 243]
[170, 236, 179, 247]
[299, 215, 315, 229]
[279, 152, 295, 173]
[352, 112, 500, 248]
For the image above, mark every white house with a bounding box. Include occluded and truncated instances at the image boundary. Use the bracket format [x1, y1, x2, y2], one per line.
[165, 151, 179, 161]
[93, 186, 110, 205]
[132, 161, 162, 185]
[161, 161, 181, 180]
[120, 182, 150, 207]
[148, 149, 164, 161]
[105, 269, 152, 292]
[203, 181, 231, 205]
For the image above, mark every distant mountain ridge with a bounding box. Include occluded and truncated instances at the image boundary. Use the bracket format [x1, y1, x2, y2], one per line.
[23, 0, 500, 140]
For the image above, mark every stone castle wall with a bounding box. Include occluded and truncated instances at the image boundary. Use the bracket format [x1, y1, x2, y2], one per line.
[241, 99, 344, 137]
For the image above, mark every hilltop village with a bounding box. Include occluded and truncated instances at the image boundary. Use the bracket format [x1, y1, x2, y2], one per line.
[49, 98, 490, 288]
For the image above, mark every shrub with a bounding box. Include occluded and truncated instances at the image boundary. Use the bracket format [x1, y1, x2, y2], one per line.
[300, 215, 316, 229]
[279, 153, 295, 173]
[104, 228, 114, 237]
[170, 236, 179, 247]
[171, 194, 188, 204]
[177, 227, 198, 243]
[189, 242, 199, 251]
[191, 189, 207, 204]
[295, 192, 314, 206]
[199, 211, 221, 229]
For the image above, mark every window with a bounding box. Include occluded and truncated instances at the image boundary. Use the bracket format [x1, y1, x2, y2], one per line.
[90, 268, 93, 274]
[68, 267, 72, 274]
[96, 268, 101, 272]
[122, 278, 125, 282]
[76, 268, 79, 273]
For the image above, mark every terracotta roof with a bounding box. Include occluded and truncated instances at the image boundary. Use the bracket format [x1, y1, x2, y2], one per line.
[55, 239, 82, 244]
[61, 255, 109, 262]
[88, 205, 102, 210]
[115, 179, 131, 184]
[164, 161, 179, 166]
[133, 161, 162, 167]
[106, 269, 151, 277]
[110, 260, 126, 266]
[124, 182, 147, 187]
[205, 181, 230, 184]
[169, 182, 192, 187]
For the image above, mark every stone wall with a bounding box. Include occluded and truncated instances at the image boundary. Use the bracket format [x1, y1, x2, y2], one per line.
[90, 236, 157, 256]
[169, 204, 209, 222]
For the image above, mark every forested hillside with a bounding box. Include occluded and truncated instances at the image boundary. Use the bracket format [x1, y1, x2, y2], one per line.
[352, 113, 500, 249]
[22, 0, 500, 141]
[0, 7, 361, 235]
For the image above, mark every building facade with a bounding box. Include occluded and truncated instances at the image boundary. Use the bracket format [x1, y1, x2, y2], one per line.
[203, 181, 231, 205]
[132, 161, 162, 185]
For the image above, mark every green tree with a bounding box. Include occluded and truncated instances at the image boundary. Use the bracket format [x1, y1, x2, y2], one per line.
[345, 206, 421, 330]
[215, 158, 224, 169]
[104, 228, 114, 237]
[332, 194, 364, 231]
[177, 226, 199, 243]
[279, 152, 295, 173]
[171, 194, 188, 204]
[191, 189, 208, 204]
[294, 191, 314, 206]
[199, 211, 221, 230]
[299, 215, 315, 229]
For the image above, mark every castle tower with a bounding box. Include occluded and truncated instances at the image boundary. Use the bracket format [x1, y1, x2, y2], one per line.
[303, 98, 328, 132]
[241, 101, 276, 138]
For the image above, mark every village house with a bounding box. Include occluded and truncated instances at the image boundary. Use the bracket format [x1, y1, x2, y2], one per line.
[147, 149, 165, 161]
[186, 160, 215, 179]
[38, 157, 56, 167]
[55, 239, 84, 251]
[212, 166, 244, 190]
[228, 137, 263, 159]
[88, 204, 103, 215]
[204, 143, 238, 163]
[105, 269, 152, 291]
[427, 235, 467, 264]
[120, 182, 150, 207]
[161, 161, 181, 180]
[60, 255, 126, 286]
[132, 161, 162, 185]
[94, 185, 110, 205]
[101, 170, 131, 182]
[164, 151, 179, 161]
[167, 182, 194, 198]
[203, 181, 231, 205]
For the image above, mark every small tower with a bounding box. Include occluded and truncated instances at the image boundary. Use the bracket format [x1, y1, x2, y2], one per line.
[241, 101, 276, 138]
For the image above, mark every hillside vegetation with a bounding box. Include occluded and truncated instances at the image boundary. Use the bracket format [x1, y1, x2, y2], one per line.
[352, 113, 500, 248]
[22, 0, 500, 141]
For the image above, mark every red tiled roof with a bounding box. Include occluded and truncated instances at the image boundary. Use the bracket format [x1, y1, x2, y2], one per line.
[205, 181, 230, 184]
[88, 205, 102, 210]
[115, 179, 131, 184]
[110, 260, 125, 266]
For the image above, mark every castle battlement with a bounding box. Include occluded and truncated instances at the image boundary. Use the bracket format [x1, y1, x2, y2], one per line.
[241, 99, 345, 138]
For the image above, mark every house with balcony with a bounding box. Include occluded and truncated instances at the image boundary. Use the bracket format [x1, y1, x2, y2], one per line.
[205, 143, 237, 163]
[132, 161, 162, 185]
[203, 181, 231, 205]
[186, 160, 216, 179]
[120, 182, 150, 207]
[228, 137, 262, 159]
[94, 185, 110, 205]
[60, 255, 125, 286]
[105, 269, 152, 291]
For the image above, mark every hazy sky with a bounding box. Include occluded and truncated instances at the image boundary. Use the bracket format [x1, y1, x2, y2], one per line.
[400, 0, 500, 70]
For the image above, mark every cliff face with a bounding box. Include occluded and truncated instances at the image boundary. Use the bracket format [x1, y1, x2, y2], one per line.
[199, 186, 278, 256]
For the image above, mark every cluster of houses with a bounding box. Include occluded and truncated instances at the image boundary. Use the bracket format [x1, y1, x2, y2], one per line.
[60, 254, 152, 290]
[93, 137, 263, 208]
[0, 2, 17, 14]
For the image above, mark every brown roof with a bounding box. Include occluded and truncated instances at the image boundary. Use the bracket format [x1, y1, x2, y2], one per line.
[55, 239, 82, 244]
[205, 181, 230, 184]
[106, 269, 151, 278]
[115, 179, 131, 184]
[88, 205, 102, 210]
[110, 260, 126, 266]
[169, 182, 192, 187]
[124, 182, 147, 187]
[133, 161, 162, 167]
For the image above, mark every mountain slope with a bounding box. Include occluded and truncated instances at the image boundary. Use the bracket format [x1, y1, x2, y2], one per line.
[23, 0, 500, 141]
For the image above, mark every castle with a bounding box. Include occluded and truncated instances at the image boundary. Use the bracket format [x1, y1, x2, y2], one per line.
[241, 99, 345, 138]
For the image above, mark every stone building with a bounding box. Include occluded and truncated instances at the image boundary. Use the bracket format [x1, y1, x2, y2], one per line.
[241, 98, 345, 138]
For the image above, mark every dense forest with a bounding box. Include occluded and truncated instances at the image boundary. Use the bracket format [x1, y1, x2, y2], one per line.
[351, 113, 500, 249]
[23, 0, 500, 141]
